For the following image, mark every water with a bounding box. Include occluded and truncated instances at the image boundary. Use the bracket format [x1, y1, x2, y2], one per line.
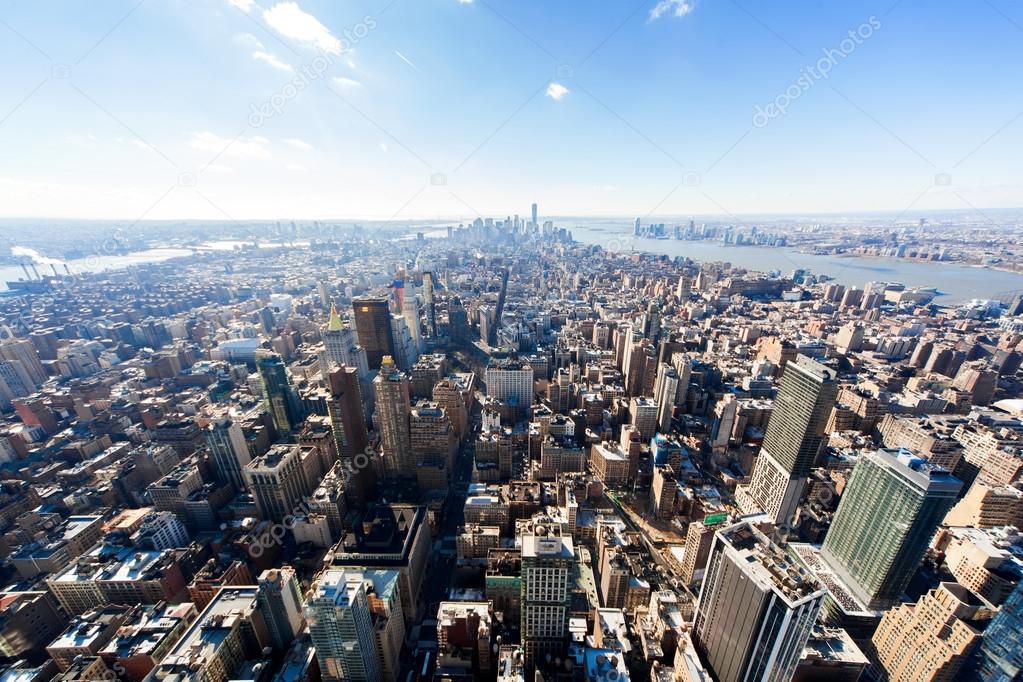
[0, 248, 194, 292]
[567, 222, 1023, 304]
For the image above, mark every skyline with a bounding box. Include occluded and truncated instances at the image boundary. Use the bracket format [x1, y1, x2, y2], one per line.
[1, 0, 1022, 220]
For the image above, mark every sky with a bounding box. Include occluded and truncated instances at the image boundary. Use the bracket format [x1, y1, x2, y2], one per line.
[1, 0, 1021, 221]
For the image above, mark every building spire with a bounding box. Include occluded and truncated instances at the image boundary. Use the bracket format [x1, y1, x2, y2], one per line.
[327, 303, 344, 332]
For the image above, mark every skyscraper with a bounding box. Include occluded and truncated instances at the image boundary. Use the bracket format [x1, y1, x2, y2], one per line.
[520, 530, 573, 671]
[244, 444, 309, 522]
[821, 449, 962, 610]
[373, 356, 413, 478]
[305, 569, 405, 682]
[256, 351, 303, 437]
[205, 415, 251, 492]
[693, 522, 825, 682]
[322, 303, 369, 381]
[973, 578, 1023, 680]
[352, 297, 395, 370]
[653, 362, 678, 433]
[327, 366, 370, 462]
[257, 566, 305, 651]
[736, 355, 838, 524]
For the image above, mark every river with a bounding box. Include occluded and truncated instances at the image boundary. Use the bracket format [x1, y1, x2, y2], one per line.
[566, 222, 1023, 304]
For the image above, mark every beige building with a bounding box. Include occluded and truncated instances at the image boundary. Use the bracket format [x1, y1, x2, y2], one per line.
[871, 582, 988, 681]
[589, 441, 630, 488]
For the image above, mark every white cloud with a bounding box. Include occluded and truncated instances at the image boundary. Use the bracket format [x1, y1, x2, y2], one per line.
[649, 0, 694, 21]
[228, 0, 256, 12]
[457, 0, 474, 4]
[284, 138, 313, 150]
[206, 164, 235, 174]
[262, 2, 343, 55]
[378, 142, 389, 152]
[252, 50, 293, 72]
[546, 82, 569, 101]
[285, 163, 307, 171]
[333, 76, 362, 89]
[234, 33, 264, 49]
[189, 131, 271, 159]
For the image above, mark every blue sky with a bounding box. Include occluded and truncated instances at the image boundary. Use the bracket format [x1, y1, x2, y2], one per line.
[1, 0, 1021, 220]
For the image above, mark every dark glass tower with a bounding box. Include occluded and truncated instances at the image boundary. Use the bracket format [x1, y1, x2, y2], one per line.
[352, 297, 395, 370]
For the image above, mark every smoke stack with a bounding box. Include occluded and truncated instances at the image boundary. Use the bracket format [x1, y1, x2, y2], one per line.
[50, 264, 58, 277]
[29, 263, 40, 280]
[20, 263, 31, 280]
[64, 264, 71, 275]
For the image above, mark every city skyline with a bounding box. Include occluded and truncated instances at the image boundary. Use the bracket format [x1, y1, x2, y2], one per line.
[2, 0, 1022, 219]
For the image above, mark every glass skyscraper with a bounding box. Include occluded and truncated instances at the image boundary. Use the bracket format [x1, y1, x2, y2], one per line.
[821, 448, 962, 610]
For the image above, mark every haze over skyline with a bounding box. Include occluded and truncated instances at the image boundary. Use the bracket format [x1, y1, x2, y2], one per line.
[2, 0, 1022, 220]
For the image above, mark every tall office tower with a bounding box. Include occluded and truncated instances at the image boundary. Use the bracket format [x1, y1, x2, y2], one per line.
[653, 363, 678, 433]
[352, 297, 395, 370]
[258, 306, 276, 335]
[735, 355, 838, 525]
[433, 378, 468, 441]
[693, 522, 825, 682]
[423, 272, 436, 337]
[205, 415, 252, 492]
[820, 449, 962, 610]
[531, 202, 538, 227]
[374, 356, 413, 478]
[675, 275, 692, 300]
[671, 353, 693, 407]
[870, 582, 983, 681]
[0, 336, 46, 387]
[401, 296, 421, 350]
[448, 296, 470, 346]
[322, 304, 370, 378]
[485, 362, 534, 421]
[257, 566, 305, 651]
[973, 578, 1023, 680]
[520, 530, 573, 671]
[390, 314, 419, 371]
[710, 394, 737, 454]
[327, 366, 370, 461]
[629, 397, 659, 440]
[244, 444, 309, 522]
[307, 570, 380, 682]
[306, 569, 405, 682]
[256, 351, 303, 437]
[679, 514, 728, 587]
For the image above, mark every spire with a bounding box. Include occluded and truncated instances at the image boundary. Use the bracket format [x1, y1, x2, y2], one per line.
[327, 303, 344, 332]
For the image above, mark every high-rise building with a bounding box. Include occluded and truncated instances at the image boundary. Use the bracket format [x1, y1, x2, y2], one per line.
[485, 362, 533, 422]
[870, 582, 985, 682]
[306, 569, 405, 682]
[973, 577, 1023, 680]
[322, 303, 369, 380]
[821, 449, 961, 610]
[257, 351, 303, 437]
[389, 313, 419, 370]
[693, 522, 825, 682]
[678, 513, 728, 587]
[736, 355, 838, 524]
[353, 297, 395, 370]
[205, 415, 251, 492]
[374, 356, 413, 478]
[327, 365, 370, 461]
[257, 566, 305, 651]
[244, 444, 310, 522]
[520, 530, 573, 671]
[653, 363, 678, 433]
